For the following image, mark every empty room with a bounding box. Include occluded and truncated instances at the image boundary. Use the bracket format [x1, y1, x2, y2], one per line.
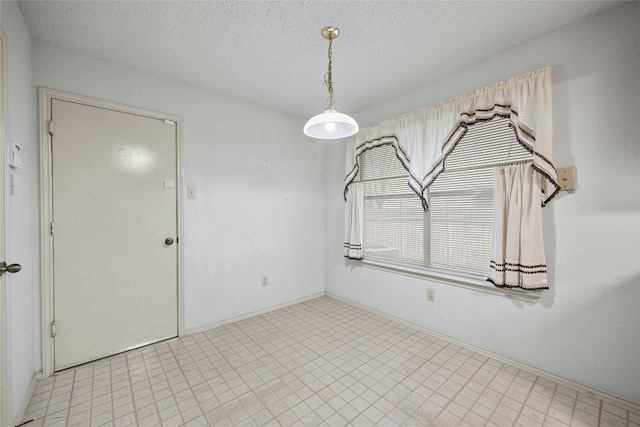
[1, 1, 639, 426]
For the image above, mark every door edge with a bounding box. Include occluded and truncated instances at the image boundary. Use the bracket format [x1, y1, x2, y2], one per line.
[0, 27, 13, 427]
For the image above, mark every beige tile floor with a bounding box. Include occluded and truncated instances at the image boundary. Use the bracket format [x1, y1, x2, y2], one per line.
[20, 296, 639, 427]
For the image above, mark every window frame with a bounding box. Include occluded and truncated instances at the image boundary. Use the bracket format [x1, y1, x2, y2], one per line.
[358, 258, 542, 302]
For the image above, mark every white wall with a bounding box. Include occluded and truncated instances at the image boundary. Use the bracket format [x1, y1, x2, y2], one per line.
[325, 3, 640, 404]
[31, 43, 326, 331]
[1, 0, 40, 420]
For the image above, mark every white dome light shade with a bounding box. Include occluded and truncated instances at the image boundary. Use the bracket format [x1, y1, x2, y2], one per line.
[303, 108, 359, 139]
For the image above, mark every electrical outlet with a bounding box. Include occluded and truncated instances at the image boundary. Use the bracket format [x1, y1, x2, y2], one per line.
[261, 276, 268, 287]
[427, 289, 435, 302]
[557, 167, 576, 191]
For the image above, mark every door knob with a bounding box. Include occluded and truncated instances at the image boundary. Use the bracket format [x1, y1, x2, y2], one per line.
[0, 262, 21, 276]
[165, 238, 174, 246]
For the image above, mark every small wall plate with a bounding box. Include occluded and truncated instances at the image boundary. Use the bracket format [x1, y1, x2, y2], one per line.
[557, 167, 576, 191]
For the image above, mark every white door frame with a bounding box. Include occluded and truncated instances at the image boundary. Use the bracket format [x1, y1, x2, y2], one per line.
[39, 88, 185, 377]
[1, 27, 13, 427]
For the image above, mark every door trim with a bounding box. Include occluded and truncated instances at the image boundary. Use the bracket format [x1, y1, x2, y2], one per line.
[1, 27, 13, 427]
[39, 88, 185, 377]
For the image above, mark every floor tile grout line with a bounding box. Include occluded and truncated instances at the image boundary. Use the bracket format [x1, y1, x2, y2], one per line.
[61, 369, 75, 427]
[569, 386, 588, 426]
[127, 349, 147, 426]
[167, 340, 196, 425]
[345, 335, 470, 424]
[191, 337, 225, 424]
[441, 347, 491, 424]
[439, 348, 509, 425]
[506, 369, 538, 427]
[207, 315, 304, 419]
[598, 397, 604, 427]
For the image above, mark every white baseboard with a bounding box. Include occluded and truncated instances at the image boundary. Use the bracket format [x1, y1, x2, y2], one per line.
[325, 292, 640, 413]
[185, 292, 326, 336]
[13, 371, 42, 426]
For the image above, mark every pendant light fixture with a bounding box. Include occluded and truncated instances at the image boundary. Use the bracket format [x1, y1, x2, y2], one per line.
[303, 26, 359, 140]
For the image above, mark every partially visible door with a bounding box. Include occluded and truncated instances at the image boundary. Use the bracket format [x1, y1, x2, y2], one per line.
[0, 27, 11, 427]
[52, 99, 178, 370]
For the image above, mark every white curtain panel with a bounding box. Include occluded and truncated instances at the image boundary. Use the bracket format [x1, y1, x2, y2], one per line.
[343, 182, 364, 260]
[344, 68, 559, 210]
[488, 163, 549, 290]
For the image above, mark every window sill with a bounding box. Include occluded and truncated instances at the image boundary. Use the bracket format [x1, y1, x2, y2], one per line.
[356, 259, 542, 303]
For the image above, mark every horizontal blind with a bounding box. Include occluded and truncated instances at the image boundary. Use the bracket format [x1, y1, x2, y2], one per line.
[445, 118, 533, 170]
[428, 169, 494, 277]
[427, 117, 533, 277]
[355, 117, 533, 281]
[363, 177, 425, 267]
[359, 145, 425, 267]
[358, 144, 407, 180]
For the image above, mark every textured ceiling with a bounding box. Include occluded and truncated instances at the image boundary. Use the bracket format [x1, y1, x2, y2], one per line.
[18, 1, 624, 119]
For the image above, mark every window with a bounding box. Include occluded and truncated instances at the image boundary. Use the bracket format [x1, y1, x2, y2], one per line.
[355, 117, 533, 281]
[344, 69, 557, 292]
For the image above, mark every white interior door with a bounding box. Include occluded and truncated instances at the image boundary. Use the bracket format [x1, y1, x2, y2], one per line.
[0, 27, 11, 427]
[52, 99, 178, 370]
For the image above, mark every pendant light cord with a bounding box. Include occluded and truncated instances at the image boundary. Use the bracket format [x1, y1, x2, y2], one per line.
[324, 37, 335, 109]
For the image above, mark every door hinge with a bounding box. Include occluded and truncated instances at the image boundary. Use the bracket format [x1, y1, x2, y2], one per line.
[50, 222, 55, 235]
[49, 120, 54, 136]
[51, 321, 57, 337]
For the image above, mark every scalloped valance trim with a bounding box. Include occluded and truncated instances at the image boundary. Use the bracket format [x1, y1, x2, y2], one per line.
[344, 68, 559, 211]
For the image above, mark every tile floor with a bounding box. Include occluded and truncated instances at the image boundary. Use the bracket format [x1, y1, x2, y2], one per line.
[20, 296, 639, 427]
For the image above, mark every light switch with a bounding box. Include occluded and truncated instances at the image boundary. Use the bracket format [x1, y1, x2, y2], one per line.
[187, 186, 196, 199]
[557, 167, 576, 191]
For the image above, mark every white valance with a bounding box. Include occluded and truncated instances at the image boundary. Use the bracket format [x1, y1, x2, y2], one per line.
[344, 68, 559, 210]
